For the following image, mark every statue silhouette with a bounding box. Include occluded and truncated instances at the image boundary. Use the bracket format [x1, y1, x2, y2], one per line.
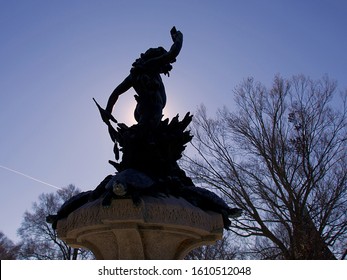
[99, 26, 183, 129]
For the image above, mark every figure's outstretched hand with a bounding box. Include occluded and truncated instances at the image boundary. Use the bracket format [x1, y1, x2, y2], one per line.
[93, 98, 117, 124]
[170, 26, 183, 43]
[102, 108, 118, 124]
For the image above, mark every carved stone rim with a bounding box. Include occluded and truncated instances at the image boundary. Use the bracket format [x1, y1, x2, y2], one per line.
[56, 195, 224, 259]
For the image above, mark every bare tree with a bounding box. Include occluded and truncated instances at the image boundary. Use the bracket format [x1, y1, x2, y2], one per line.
[17, 185, 94, 260]
[0, 232, 21, 259]
[184, 75, 347, 259]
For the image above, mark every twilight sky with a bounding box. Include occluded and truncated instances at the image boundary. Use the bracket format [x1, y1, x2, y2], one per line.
[1, 0, 347, 242]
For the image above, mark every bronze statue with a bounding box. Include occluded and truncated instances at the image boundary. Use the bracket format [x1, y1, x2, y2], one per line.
[47, 27, 241, 231]
[98, 26, 183, 129]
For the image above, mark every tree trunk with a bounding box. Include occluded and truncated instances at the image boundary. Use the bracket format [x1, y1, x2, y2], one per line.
[292, 208, 336, 259]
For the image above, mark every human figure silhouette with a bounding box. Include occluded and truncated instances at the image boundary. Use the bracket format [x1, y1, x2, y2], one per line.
[100, 26, 183, 128]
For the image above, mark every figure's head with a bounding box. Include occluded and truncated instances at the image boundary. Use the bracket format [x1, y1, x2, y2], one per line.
[132, 47, 174, 76]
[142, 47, 167, 60]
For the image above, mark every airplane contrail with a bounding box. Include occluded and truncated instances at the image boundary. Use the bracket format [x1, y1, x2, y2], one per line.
[0, 164, 62, 190]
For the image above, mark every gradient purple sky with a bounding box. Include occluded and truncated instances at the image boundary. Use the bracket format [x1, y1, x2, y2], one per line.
[1, 0, 347, 242]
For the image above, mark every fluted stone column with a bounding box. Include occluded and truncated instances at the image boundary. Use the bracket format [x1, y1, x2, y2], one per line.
[56, 195, 224, 259]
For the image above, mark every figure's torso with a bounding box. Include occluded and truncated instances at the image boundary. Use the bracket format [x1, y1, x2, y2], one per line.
[132, 72, 166, 108]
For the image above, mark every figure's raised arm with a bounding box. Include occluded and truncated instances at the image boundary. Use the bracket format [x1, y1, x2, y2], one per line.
[167, 26, 183, 62]
[142, 26, 183, 69]
[106, 74, 133, 113]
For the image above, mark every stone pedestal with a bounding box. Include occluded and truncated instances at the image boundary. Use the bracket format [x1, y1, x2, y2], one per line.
[56, 195, 224, 259]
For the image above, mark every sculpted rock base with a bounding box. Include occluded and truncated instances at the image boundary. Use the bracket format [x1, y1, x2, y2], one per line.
[56, 195, 223, 259]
